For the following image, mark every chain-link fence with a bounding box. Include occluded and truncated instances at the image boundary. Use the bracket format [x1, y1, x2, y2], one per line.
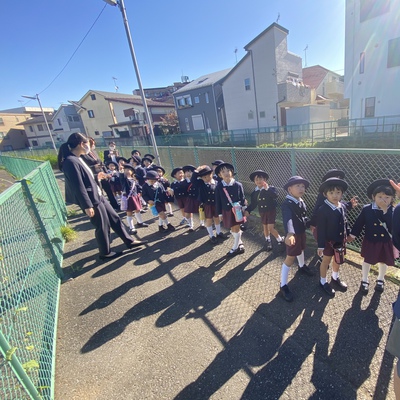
[0, 156, 66, 400]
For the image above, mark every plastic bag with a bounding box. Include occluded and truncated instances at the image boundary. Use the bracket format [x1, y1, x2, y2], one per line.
[120, 195, 128, 211]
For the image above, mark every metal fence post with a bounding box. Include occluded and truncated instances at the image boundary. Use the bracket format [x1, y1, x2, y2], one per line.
[290, 148, 296, 175]
[193, 147, 200, 166]
[167, 146, 174, 169]
[230, 148, 238, 178]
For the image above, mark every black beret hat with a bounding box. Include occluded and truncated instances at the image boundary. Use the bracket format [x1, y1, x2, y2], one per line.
[142, 157, 153, 163]
[122, 163, 135, 171]
[250, 170, 269, 182]
[211, 159, 224, 166]
[182, 165, 196, 172]
[151, 165, 165, 175]
[319, 178, 348, 194]
[131, 155, 142, 164]
[171, 167, 183, 178]
[215, 162, 235, 176]
[105, 161, 119, 168]
[197, 166, 213, 177]
[143, 153, 155, 160]
[366, 179, 393, 199]
[322, 169, 345, 182]
[117, 157, 128, 163]
[283, 176, 310, 191]
[144, 170, 160, 180]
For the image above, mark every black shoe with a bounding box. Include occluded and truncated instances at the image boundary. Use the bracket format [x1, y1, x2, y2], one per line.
[167, 212, 174, 217]
[127, 240, 148, 249]
[217, 233, 225, 240]
[129, 228, 137, 235]
[280, 284, 293, 302]
[331, 277, 348, 292]
[99, 251, 123, 261]
[276, 241, 285, 252]
[298, 264, 314, 276]
[375, 280, 385, 293]
[265, 240, 273, 251]
[167, 223, 176, 231]
[320, 282, 335, 297]
[140, 209, 147, 213]
[360, 281, 369, 295]
[226, 248, 242, 257]
[159, 226, 166, 233]
[238, 244, 245, 254]
[210, 236, 217, 244]
[240, 223, 247, 231]
[188, 227, 194, 232]
[137, 222, 149, 227]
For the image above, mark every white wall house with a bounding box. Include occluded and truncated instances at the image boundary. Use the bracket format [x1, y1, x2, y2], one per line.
[52, 104, 85, 143]
[222, 23, 311, 131]
[345, 0, 400, 120]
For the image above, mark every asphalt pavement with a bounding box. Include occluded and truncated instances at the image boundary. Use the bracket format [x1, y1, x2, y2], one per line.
[54, 172, 399, 400]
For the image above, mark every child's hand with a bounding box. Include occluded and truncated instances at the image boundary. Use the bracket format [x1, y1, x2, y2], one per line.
[350, 196, 359, 207]
[285, 234, 295, 246]
[148, 201, 154, 206]
[390, 180, 400, 197]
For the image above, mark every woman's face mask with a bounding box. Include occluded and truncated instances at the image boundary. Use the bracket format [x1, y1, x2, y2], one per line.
[109, 145, 115, 151]
[82, 143, 91, 154]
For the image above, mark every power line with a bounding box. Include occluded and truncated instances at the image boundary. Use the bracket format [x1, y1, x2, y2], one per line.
[38, 3, 107, 96]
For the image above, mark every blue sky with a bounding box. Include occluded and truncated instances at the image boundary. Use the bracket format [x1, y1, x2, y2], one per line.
[0, 0, 345, 111]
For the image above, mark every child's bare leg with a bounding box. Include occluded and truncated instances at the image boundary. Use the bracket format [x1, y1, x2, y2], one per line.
[320, 255, 335, 296]
[213, 216, 222, 236]
[185, 212, 194, 230]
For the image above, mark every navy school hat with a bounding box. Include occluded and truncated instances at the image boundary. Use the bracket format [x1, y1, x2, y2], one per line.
[211, 159, 224, 166]
[122, 163, 135, 172]
[143, 153, 155, 160]
[250, 170, 269, 182]
[319, 178, 348, 194]
[182, 165, 196, 172]
[197, 165, 213, 177]
[105, 161, 119, 168]
[171, 167, 183, 178]
[322, 169, 345, 182]
[117, 156, 128, 163]
[283, 176, 310, 191]
[366, 179, 394, 199]
[144, 170, 160, 180]
[131, 155, 142, 164]
[215, 162, 235, 176]
[151, 165, 166, 175]
[142, 157, 153, 163]
[131, 149, 142, 156]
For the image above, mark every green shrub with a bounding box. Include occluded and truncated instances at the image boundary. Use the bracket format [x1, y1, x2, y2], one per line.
[60, 226, 77, 242]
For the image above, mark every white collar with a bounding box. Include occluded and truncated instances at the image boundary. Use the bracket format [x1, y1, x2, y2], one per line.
[222, 178, 235, 187]
[324, 198, 342, 211]
[286, 194, 302, 204]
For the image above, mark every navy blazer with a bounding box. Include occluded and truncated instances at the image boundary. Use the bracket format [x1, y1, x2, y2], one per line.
[246, 186, 278, 214]
[215, 181, 246, 215]
[281, 197, 308, 235]
[120, 176, 142, 197]
[351, 203, 393, 243]
[191, 171, 217, 205]
[170, 180, 187, 199]
[317, 201, 350, 248]
[134, 165, 146, 186]
[142, 182, 166, 204]
[62, 154, 102, 211]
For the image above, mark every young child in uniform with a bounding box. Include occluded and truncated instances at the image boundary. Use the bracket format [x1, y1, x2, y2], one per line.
[316, 177, 351, 297]
[117, 157, 129, 174]
[349, 179, 396, 294]
[193, 165, 223, 243]
[129, 155, 147, 211]
[215, 162, 247, 257]
[142, 156, 154, 171]
[170, 167, 188, 226]
[245, 170, 284, 252]
[141, 170, 175, 233]
[212, 160, 224, 183]
[182, 165, 201, 231]
[120, 164, 148, 234]
[151, 165, 174, 217]
[280, 176, 314, 302]
[105, 161, 122, 201]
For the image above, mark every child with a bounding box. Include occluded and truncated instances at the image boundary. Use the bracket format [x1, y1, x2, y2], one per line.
[316, 178, 351, 297]
[170, 167, 188, 226]
[120, 164, 149, 234]
[141, 170, 175, 233]
[182, 165, 201, 231]
[245, 170, 284, 251]
[129, 155, 147, 211]
[280, 176, 314, 302]
[193, 165, 223, 243]
[211, 160, 224, 183]
[215, 162, 246, 257]
[152, 165, 174, 217]
[349, 179, 396, 294]
[105, 161, 122, 200]
[142, 156, 154, 171]
[117, 157, 129, 174]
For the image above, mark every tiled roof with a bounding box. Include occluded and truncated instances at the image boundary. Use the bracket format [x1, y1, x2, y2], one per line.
[302, 65, 329, 89]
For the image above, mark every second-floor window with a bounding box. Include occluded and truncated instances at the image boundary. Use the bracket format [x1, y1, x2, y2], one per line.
[205, 92, 209, 103]
[244, 78, 251, 91]
[90, 94, 96, 100]
[57, 118, 62, 126]
[29, 126, 34, 132]
[360, 52, 365, 74]
[37, 124, 44, 131]
[88, 110, 95, 118]
[365, 97, 375, 117]
[176, 95, 192, 109]
[388, 37, 400, 68]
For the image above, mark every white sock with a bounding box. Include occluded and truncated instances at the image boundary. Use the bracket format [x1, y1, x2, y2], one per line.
[232, 232, 240, 250]
[362, 261, 371, 282]
[206, 226, 214, 238]
[158, 218, 163, 226]
[280, 263, 290, 287]
[238, 230, 243, 246]
[135, 212, 143, 224]
[215, 224, 221, 234]
[378, 263, 387, 281]
[320, 277, 327, 285]
[189, 218, 194, 228]
[167, 203, 173, 213]
[200, 220, 205, 226]
[332, 271, 339, 280]
[265, 236, 271, 242]
[297, 252, 305, 268]
[127, 216, 134, 229]
[277, 235, 283, 242]
[162, 218, 168, 226]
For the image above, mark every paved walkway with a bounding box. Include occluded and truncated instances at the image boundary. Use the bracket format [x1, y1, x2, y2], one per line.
[54, 173, 399, 400]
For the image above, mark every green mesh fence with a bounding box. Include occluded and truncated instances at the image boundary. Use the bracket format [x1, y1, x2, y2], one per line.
[0, 156, 66, 399]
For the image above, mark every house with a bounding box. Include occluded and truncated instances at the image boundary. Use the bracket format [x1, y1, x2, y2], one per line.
[345, 0, 400, 120]
[52, 104, 85, 143]
[173, 69, 232, 134]
[0, 110, 31, 151]
[74, 90, 175, 141]
[133, 80, 190, 104]
[17, 113, 55, 148]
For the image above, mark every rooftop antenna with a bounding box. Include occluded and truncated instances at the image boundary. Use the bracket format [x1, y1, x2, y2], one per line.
[276, 12, 280, 23]
[303, 45, 308, 67]
[112, 76, 119, 92]
[234, 47, 238, 64]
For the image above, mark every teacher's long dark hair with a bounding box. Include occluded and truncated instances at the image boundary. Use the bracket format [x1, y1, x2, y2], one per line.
[58, 132, 87, 171]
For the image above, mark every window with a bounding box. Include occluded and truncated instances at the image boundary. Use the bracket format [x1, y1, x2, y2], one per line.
[48, 124, 53, 130]
[194, 96, 200, 104]
[248, 110, 254, 120]
[57, 118, 62, 126]
[360, 0, 390, 22]
[29, 126, 34, 132]
[260, 111, 266, 118]
[90, 94, 96, 100]
[73, 116, 80, 122]
[185, 118, 190, 131]
[88, 110, 95, 118]
[0, 118, 4, 125]
[360, 52, 365, 74]
[388, 37, 400, 68]
[365, 97, 375, 117]
[37, 124, 44, 131]
[205, 92, 209, 103]
[68, 116, 73, 122]
[32, 140, 38, 146]
[244, 78, 251, 91]
[94, 131, 100, 136]
[176, 95, 192, 109]
[192, 115, 204, 130]
[0, 132, 4, 138]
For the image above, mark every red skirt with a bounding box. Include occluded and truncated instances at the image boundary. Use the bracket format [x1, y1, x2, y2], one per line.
[260, 209, 277, 225]
[127, 195, 141, 212]
[222, 209, 243, 229]
[204, 204, 218, 219]
[176, 197, 186, 209]
[361, 239, 395, 266]
[184, 197, 200, 213]
[155, 202, 166, 213]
